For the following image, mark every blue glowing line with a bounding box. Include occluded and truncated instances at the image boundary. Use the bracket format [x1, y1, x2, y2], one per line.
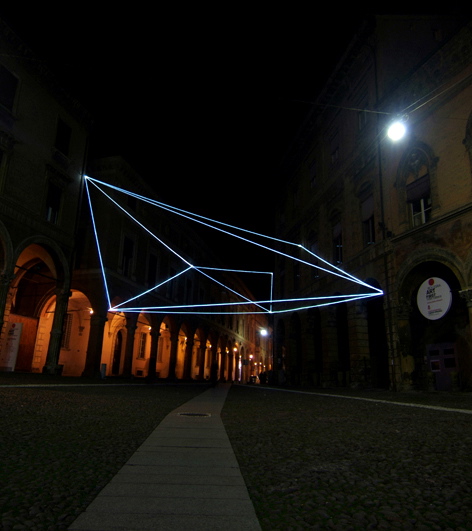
[85, 176, 365, 286]
[112, 266, 194, 309]
[86, 178, 274, 311]
[113, 292, 382, 314]
[193, 266, 270, 313]
[85, 179, 112, 308]
[300, 246, 383, 293]
[86, 178, 194, 268]
[84, 175, 384, 314]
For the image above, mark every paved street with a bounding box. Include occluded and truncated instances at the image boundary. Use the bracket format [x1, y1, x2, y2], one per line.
[1, 374, 472, 530]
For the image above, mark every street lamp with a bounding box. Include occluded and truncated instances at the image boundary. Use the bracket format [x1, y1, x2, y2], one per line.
[387, 116, 408, 141]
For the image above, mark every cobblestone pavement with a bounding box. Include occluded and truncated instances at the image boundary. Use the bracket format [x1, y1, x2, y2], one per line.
[222, 385, 472, 530]
[1, 373, 472, 530]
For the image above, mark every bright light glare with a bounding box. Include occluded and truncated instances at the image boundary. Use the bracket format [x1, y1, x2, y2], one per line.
[84, 176, 383, 314]
[387, 121, 406, 141]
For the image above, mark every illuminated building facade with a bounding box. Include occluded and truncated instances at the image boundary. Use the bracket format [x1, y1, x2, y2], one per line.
[0, 20, 268, 380]
[273, 15, 472, 391]
[0, 19, 91, 374]
[73, 156, 268, 382]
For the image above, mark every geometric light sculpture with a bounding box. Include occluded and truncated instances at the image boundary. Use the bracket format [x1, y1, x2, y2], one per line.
[85, 176, 383, 314]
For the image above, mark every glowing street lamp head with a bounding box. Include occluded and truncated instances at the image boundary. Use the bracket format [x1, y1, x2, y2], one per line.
[387, 120, 406, 141]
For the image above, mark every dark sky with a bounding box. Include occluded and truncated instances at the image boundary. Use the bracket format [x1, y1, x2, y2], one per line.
[0, 7, 364, 230]
[2, 10, 468, 227]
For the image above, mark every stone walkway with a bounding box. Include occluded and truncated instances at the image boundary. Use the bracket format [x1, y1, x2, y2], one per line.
[68, 383, 261, 531]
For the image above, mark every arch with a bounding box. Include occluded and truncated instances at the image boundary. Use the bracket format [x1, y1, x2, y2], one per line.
[4, 240, 71, 373]
[398, 261, 470, 390]
[396, 247, 467, 300]
[156, 318, 172, 379]
[175, 323, 191, 379]
[132, 312, 152, 377]
[14, 237, 70, 288]
[103, 312, 127, 376]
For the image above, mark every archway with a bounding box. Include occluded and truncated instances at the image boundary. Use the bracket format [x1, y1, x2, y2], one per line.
[32, 290, 92, 376]
[112, 330, 123, 375]
[132, 313, 152, 377]
[400, 261, 469, 390]
[156, 319, 172, 379]
[5, 242, 68, 373]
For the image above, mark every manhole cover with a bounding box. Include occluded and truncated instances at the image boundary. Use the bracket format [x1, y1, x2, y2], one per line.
[178, 412, 211, 417]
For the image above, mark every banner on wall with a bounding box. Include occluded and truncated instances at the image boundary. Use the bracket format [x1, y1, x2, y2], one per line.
[417, 277, 452, 321]
[0, 322, 23, 371]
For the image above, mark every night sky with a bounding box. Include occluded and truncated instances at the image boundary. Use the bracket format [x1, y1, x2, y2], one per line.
[0, 7, 363, 227]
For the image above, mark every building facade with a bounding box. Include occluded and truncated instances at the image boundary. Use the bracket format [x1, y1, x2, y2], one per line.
[273, 15, 472, 391]
[0, 20, 269, 381]
[72, 156, 270, 382]
[0, 19, 91, 374]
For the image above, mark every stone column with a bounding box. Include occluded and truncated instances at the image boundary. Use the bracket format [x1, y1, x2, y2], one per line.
[459, 288, 472, 324]
[0, 272, 14, 346]
[219, 349, 227, 381]
[167, 332, 179, 381]
[146, 329, 160, 383]
[183, 336, 194, 380]
[43, 289, 71, 375]
[227, 352, 234, 382]
[82, 313, 108, 377]
[198, 341, 207, 381]
[122, 313, 138, 377]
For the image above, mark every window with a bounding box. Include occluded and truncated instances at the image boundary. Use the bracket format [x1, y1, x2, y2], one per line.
[361, 195, 375, 245]
[55, 118, 72, 156]
[0, 65, 18, 111]
[406, 173, 431, 227]
[121, 236, 134, 277]
[45, 182, 62, 224]
[333, 222, 343, 264]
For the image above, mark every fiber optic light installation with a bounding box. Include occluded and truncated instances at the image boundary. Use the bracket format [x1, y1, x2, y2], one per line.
[84, 176, 383, 314]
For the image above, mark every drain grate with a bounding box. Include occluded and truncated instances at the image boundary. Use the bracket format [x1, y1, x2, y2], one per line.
[178, 412, 211, 417]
